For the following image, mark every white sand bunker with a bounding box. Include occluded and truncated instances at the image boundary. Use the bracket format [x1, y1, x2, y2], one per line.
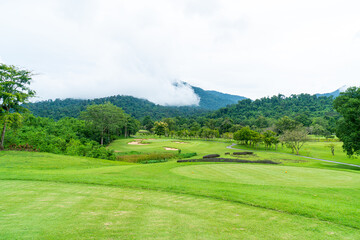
[164, 147, 179, 151]
[172, 141, 188, 144]
[128, 139, 149, 145]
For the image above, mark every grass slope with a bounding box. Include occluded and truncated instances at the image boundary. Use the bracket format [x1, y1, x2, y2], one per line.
[1, 138, 360, 239]
[1, 180, 357, 240]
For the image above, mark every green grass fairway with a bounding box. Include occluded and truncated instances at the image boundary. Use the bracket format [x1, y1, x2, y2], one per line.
[1, 180, 358, 240]
[1, 138, 360, 239]
[172, 164, 360, 188]
[108, 138, 232, 157]
[234, 141, 360, 166]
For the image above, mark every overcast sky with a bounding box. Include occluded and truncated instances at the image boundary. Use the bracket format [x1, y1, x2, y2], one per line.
[0, 0, 359, 105]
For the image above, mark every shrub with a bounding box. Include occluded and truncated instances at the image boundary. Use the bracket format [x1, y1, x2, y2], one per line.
[178, 152, 197, 159]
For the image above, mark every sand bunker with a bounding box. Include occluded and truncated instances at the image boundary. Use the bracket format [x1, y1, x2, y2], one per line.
[164, 147, 179, 151]
[128, 139, 149, 145]
[172, 141, 188, 144]
[128, 142, 149, 145]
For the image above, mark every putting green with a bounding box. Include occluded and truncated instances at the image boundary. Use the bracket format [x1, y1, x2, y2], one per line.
[0, 180, 357, 239]
[172, 164, 360, 188]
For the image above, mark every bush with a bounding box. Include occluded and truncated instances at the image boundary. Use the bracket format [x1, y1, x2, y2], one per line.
[178, 152, 197, 158]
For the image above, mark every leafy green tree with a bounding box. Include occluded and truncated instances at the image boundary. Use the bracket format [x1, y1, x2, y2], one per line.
[126, 117, 140, 136]
[233, 127, 253, 145]
[222, 132, 233, 140]
[80, 103, 127, 145]
[327, 143, 335, 156]
[275, 116, 301, 134]
[142, 116, 154, 132]
[163, 118, 177, 131]
[199, 128, 219, 140]
[254, 116, 270, 128]
[153, 121, 168, 137]
[262, 130, 278, 149]
[0, 64, 35, 150]
[333, 87, 360, 156]
[189, 121, 201, 132]
[219, 118, 233, 134]
[205, 119, 217, 130]
[294, 113, 312, 127]
[280, 128, 309, 155]
[250, 130, 262, 147]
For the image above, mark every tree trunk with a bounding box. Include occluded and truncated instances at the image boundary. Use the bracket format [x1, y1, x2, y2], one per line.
[0, 121, 7, 150]
[101, 130, 104, 146]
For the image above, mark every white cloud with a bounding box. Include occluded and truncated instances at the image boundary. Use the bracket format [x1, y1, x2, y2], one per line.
[1, 0, 360, 104]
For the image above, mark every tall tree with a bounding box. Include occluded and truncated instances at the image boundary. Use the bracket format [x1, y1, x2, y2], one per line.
[80, 103, 127, 145]
[333, 87, 360, 156]
[275, 116, 301, 134]
[153, 121, 168, 137]
[280, 128, 309, 155]
[142, 116, 154, 131]
[0, 64, 35, 150]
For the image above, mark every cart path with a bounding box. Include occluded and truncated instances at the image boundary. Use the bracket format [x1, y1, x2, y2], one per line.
[227, 143, 360, 168]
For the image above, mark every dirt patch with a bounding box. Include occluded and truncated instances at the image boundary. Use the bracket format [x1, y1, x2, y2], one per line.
[164, 147, 179, 151]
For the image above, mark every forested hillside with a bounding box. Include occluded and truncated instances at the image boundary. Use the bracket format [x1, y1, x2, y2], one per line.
[25, 92, 340, 136]
[25, 95, 209, 120]
[210, 94, 337, 122]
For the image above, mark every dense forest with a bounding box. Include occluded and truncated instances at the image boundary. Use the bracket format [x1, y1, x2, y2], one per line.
[5, 102, 140, 160]
[208, 94, 338, 129]
[3, 61, 344, 159]
[25, 84, 249, 120]
[25, 95, 209, 120]
[24, 93, 339, 136]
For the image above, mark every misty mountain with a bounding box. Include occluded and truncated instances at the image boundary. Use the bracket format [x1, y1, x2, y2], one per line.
[25, 84, 247, 120]
[172, 81, 247, 110]
[315, 85, 349, 98]
[191, 86, 247, 110]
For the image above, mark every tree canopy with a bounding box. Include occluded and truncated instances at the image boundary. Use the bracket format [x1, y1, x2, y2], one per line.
[333, 87, 360, 156]
[0, 64, 35, 149]
[80, 103, 128, 145]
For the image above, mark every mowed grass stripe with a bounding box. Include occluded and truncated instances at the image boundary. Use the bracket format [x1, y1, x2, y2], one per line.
[172, 164, 360, 188]
[1, 150, 360, 231]
[1, 180, 359, 240]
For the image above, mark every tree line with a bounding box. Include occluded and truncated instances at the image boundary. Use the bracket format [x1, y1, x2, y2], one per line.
[1, 63, 360, 158]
